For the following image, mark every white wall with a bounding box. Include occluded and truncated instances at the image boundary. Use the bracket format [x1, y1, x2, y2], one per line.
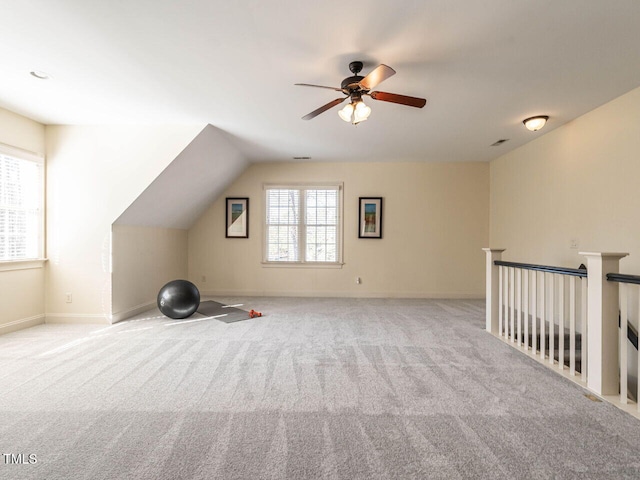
[0, 108, 46, 334]
[490, 86, 640, 392]
[490, 85, 640, 273]
[111, 225, 188, 321]
[45, 124, 202, 323]
[188, 161, 489, 298]
[115, 124, 249, 229]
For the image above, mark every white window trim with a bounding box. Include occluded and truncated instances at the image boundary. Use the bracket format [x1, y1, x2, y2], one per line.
[0, 141, 46, 264]
[0, 259, 47, 272]
[263, 182, 344, 267]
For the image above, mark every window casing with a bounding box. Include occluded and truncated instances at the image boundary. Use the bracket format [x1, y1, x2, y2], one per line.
[0, 145, 44, 262]
[264, 184, 343, 265]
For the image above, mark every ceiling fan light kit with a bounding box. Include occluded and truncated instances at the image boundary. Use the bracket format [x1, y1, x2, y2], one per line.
[296, 61, 426, 124]
[338, 94, 372, 124]
[353, 100, 371, 123]
[338, 103, 354, 122]
[523, 115, 549, 131]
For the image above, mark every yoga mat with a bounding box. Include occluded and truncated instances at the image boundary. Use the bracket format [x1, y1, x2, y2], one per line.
[197, 300, 256, 323]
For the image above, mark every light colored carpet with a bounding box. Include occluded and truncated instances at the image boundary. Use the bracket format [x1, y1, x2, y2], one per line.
[2, 297, 640, 479]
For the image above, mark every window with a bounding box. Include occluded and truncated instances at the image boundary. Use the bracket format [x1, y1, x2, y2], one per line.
[0, 145, 44, 262]
[264, 184, 342, 265]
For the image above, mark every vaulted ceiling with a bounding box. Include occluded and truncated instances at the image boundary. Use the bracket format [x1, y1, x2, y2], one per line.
[114, 124, 249, 229]
[2, 1, 640, 163]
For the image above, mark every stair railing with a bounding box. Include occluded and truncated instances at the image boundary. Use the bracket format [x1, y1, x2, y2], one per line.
[494, 257, 587, 377]
[484, 249, 629, 399]
[607, 273, 640, 408]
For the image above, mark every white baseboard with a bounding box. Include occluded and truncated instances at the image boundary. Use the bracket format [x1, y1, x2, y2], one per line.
[46, 313, 111, 325]
[0, 314, 45, 335]
[46, 301, 159, 325]
[199, 289, 484, 299]
[111, 301, 157, 324]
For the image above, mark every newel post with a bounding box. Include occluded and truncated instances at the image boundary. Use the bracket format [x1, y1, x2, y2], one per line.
[580, 252, 629, 395]
[483, 248, 506, 334]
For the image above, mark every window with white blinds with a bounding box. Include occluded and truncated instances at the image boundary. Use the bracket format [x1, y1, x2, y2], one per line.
[264, 184, 342, 264]
[0, 147, 44, 262]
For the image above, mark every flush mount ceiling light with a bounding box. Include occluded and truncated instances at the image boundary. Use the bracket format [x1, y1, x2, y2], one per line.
[523, 115, 549, 131]
[29, 70, 52, 80]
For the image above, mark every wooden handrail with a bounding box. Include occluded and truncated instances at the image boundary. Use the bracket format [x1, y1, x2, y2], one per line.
[494, 260, 587, 278]
[607, 273, 640, 285]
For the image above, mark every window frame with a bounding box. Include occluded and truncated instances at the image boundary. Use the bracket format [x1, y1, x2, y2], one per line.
[263, 183, 344, 267]
[0, 142, 45, 266]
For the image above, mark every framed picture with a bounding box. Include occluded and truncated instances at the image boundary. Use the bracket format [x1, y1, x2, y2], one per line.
[226, 197, 249, 238]
[358, 197, 383, 238]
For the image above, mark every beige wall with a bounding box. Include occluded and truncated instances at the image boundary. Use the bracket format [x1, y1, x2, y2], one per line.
[45, 124, 202, 323]
[0, 108, 45, 153]
[188, 161, 489, 298]
[111, 225, 188, 321]
[490, 85, 640, 273]
[12, 80, 638, 329]
[0, 108, 46, 334]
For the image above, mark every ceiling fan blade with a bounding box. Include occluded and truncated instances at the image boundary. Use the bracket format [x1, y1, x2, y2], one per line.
[359, 64, 396, 90]
[369, 91, 427, 108]
[302, 97, 347, 120]
[295, 83, 343, 92]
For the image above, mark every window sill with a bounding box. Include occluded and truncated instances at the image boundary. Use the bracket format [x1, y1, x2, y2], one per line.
[262, 262, 344, 269]
[0, 258, 48, 272]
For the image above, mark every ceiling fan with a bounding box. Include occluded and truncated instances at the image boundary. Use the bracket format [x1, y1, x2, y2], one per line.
[295, 61, 426, 124]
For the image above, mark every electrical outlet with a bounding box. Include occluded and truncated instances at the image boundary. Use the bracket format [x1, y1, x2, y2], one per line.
[356, 277, 361, 284]
[570, 238, 579, 249]
[65, 293, 72, 303]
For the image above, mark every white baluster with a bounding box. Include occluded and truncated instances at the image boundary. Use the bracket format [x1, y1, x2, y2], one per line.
[549, 273, 555, 365]
[540, 273, 546, 360]
[532, 271, 538, 354]
[498, 266, 503, 337]
[524, 270, 529, 351]
[504, 267, 510, 339]
[620, 283, 628, 404]
[581, 277, 588, 382]
[569, 276, 576, 376]
[558, 275, 565, 370]
[510, 267, 515, 343]
[517, 268, 522, 346]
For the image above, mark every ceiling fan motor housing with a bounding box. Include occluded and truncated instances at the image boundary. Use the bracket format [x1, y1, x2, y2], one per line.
[341, 75, 365, 92]
[348, 61, 364, 74]
[342, 61, 366, 93]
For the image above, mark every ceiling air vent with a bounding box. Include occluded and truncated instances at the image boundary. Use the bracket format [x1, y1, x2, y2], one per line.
[292, 156, 311, 160]
[490, 139, 509, 146]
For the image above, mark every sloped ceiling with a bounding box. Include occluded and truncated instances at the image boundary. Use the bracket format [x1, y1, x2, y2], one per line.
[114, 124, 249, 229]
[2, 1, 640, 163]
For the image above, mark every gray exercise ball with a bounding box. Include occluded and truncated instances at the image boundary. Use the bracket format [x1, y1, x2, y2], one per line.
[157, 279, 200, 319]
